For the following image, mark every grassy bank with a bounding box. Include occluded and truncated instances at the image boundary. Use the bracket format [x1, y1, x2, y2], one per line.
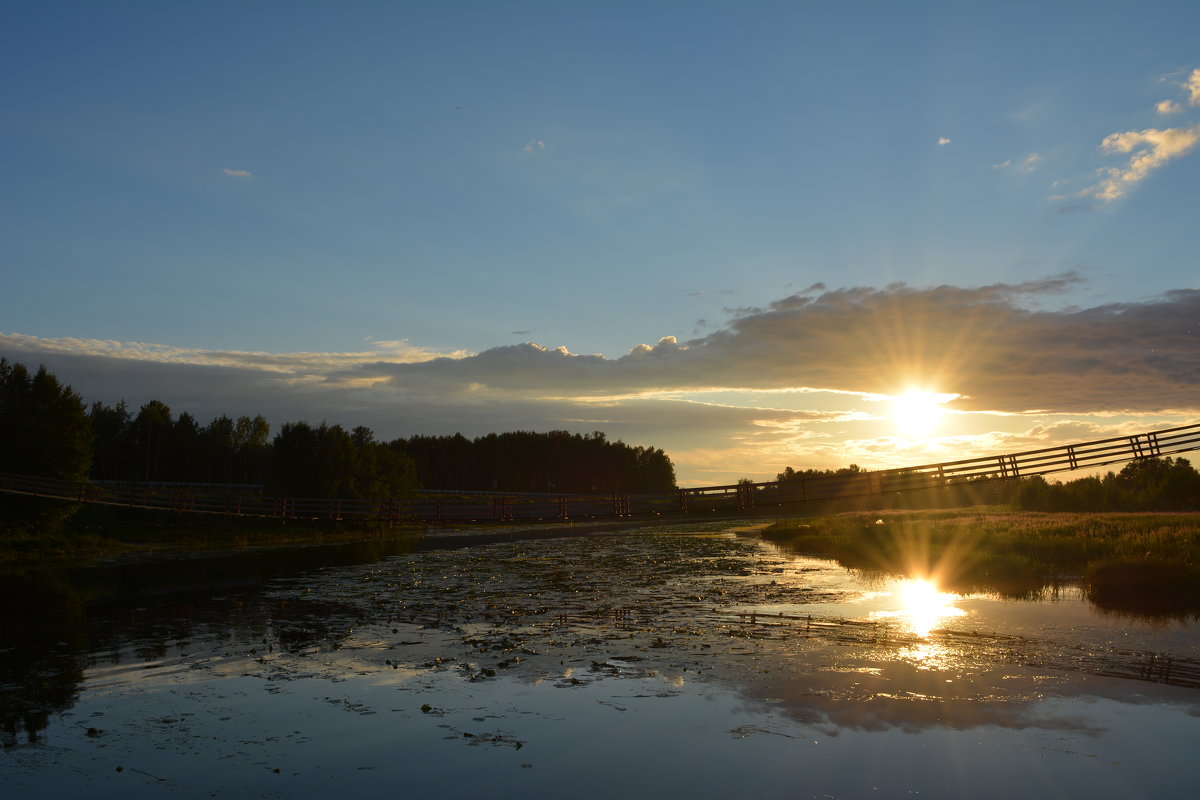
[761, 508, 1200, 612]
[0, 503, 426, 566]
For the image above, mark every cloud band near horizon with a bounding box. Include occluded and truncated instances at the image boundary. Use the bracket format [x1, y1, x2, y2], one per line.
[4, 277, 1198, 483]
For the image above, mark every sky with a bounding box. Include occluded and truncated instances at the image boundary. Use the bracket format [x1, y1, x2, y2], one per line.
[2, 0, 1198, 487]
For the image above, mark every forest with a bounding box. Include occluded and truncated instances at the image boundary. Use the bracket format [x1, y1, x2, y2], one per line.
[0, 359, 677, 506]
[773, 455, 1200, 512]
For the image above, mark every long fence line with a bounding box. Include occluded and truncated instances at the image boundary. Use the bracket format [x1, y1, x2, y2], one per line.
[2, 423, 1199, 525]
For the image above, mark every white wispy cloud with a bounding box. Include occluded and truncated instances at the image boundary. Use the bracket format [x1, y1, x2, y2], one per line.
[937, 137, 952, 146]
[994, 153, 1041, 172]
[1079, 124, 1200, 201]
[522, 139, 546, 154]
[0, 333, 468, 373]
[222, 168, 253, 177]
[1188, 68, 1200, 105]
[1156, 99, 1183, 115]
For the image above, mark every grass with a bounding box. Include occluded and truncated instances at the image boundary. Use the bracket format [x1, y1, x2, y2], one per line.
[0, 502, 426, 567]
[762, 508, 1200, 612]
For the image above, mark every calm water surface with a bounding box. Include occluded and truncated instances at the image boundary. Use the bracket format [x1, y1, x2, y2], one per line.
[3, 523, 1199, 798]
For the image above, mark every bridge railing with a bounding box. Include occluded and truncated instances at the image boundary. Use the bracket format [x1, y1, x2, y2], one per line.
[678, 423, 1200, 507]
[3, 422, 1199, 524]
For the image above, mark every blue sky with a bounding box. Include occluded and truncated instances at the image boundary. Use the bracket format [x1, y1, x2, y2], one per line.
[3, 1, 1199, 485]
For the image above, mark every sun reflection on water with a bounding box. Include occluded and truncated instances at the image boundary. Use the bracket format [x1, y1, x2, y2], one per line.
[872, 577, 966, 638]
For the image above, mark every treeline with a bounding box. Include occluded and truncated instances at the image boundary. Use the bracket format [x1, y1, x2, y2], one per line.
[89, 399, 273, 485]
[87, 400, 420, 500]
[1, 359, 677, 503]
[86, 403, 675, 495]
[776, 464, 867, 482]
[772, 462, 1011, 512]
[771, 456, 1200, 512]
[1014, 456, 1200, 512]
[400, 431, 676, 493]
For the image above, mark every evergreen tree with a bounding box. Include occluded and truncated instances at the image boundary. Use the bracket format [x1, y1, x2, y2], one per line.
[0, 360, 94, 533]
[0, 360, 92, 481]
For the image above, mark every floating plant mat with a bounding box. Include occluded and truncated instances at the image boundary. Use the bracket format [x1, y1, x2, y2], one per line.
[4, 527, 1200, 798]
[252, 529, 1200, 690]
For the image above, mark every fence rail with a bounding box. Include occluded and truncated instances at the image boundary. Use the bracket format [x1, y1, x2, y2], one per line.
[3, 423, 1199, 525]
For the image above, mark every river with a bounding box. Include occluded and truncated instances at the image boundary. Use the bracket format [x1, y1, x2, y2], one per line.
[3, 521, 1199, 798]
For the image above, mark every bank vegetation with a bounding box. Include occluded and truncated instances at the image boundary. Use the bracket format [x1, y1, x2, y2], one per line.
[762, 509, 1200, 613]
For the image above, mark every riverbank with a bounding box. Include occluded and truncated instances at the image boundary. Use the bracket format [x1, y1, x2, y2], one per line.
[762, 507, 1200, 613]
[0, 505, 732, 569]
[0, 511, 426, 567]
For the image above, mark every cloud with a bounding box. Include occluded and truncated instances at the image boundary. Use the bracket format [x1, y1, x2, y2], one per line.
[1156, 99, 1183, 115]
[0, 333, 467, 374]
[1079, 124, 1200, 201]
[994, 153, 1042, 173]
[521, 139, 546, 154]
[9, 275, 1197, 418]
[222, 168, 253, 177]
[6, 277, 1199, 483]
[334, 278, 1198, 419]
[686, 288, 736, 297]
[937, 138, 952, 146]
[1188, 68, 1200, 105]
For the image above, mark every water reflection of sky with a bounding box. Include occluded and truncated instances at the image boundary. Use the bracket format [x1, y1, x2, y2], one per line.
[6, 655, 1199, 800]
[3, 528, 1200, 798]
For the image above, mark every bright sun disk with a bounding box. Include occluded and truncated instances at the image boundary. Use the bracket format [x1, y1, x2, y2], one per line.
[890, 391, 946, 439]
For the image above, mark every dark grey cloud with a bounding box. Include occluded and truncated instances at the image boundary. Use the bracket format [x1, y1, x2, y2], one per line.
[344, 277, 1198, 414]
[9, 277, 1200, 420]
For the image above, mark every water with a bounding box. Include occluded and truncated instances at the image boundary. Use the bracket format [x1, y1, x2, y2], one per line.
[3, 524, 1199, 798]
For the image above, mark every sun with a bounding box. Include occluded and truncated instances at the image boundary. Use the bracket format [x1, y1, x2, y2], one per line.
[890, 390, 946, 439]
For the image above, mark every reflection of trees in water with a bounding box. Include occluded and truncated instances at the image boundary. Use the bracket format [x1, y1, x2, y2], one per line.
[270, 597, 363, 652]
[84, 596, 271, 664]
[1, 539, 418, 746]
[0, 576, 86, 746]
[1089, 598, 1200, 625]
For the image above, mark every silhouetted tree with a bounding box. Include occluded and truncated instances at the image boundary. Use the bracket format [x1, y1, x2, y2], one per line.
[233, 415, 271, 484]
[269, 422, 418, 498]
[1013, 457, 1200, 511]
[0, 360, 93, 532]
[393, 430, 676, 493]
[131, 400, 173, 482]
[88, 400, 133, 481]
[0, 360, 92, 481]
